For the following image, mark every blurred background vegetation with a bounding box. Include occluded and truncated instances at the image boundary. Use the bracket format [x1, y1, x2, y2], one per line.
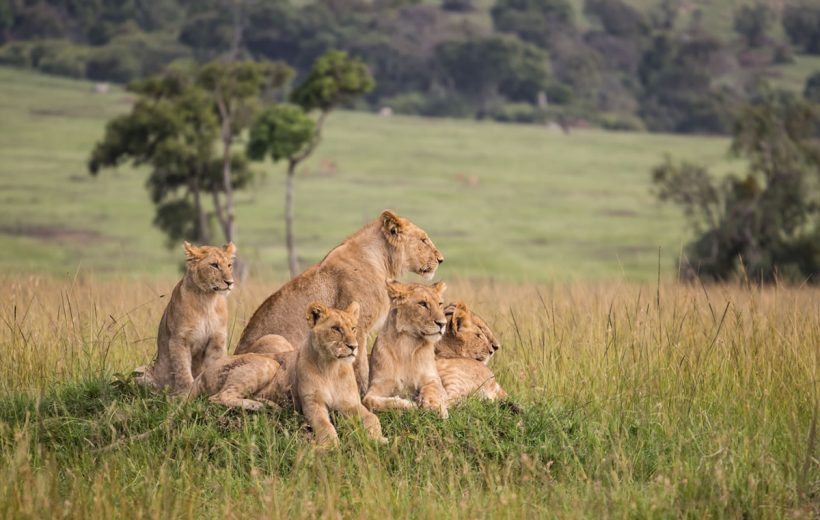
[0, 0, 818, 283]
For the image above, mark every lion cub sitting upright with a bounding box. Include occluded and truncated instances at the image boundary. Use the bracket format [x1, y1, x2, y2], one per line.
[435, 303, 507, 404]
[364, 281, 449, 418]
[134, 241, 236, 395]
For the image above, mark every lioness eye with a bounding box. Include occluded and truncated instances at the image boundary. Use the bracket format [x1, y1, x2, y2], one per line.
[210, 262, 219, 269]
[227, 263, 232, 268]
[333, 326, 342, 334]
[418, 301, 429, 309]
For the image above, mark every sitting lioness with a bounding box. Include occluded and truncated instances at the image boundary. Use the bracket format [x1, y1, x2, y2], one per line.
[364, 281, 449, 418]
[435, 303, 507, 404]
[134, 241, 236, 395]
[236, 210, 444, 394]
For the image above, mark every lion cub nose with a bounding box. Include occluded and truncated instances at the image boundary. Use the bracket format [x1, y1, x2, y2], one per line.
[346, 343, 358, 352]
[437, 256, 444, 264]
[435, 320, 446, 330]
[225, 280, 234, 287]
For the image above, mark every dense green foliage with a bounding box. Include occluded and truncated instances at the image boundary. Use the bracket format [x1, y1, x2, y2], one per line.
[2, 0, 819, 134]
[652, 90, 820, 283]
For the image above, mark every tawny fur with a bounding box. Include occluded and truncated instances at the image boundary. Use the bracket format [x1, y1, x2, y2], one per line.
[235, 210, 444, 394]
[134, 241, 236, 395]
[364, 281, 450, 418]
[293, 302, 387, 447]
[188, 335, 296, 411]
[435, 302, 507, 404]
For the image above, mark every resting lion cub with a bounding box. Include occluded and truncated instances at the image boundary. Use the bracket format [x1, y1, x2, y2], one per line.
[436, 303, 507, 404]
[134, 241, 236, 395]
[364, 281, 449, 418]
[294, 301, 387, 446]
[188, 335, 295, 411]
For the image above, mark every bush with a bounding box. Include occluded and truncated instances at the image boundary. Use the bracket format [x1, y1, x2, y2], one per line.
[783, 2, 820, 54]
[37, 45, 90, 78]
[0, 42, 34, 67]
[597, 112, 646, 132]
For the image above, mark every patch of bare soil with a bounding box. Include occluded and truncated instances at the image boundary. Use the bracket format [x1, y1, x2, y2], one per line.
[0, 224, 102, 243]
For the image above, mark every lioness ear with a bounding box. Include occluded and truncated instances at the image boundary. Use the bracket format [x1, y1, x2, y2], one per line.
[346, 301, 360, 322]
[183, 241, 202, 262]
[432, 281, 447, 296]
[223, 242, 237, 258]
[386, 280, 408, 302]
[450, 302, 470, 334]
[306, 302, 328, 328]
[381, 210, 405, 243]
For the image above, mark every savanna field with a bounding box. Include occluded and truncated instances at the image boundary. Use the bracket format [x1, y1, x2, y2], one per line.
[1, 68, 818, 517]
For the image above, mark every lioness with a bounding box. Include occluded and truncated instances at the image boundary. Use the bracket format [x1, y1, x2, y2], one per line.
[364, 281, 449, 418]
[436, 302, 507, 403]
[236, 210, 444, 394]
[134, 241, 236, 395]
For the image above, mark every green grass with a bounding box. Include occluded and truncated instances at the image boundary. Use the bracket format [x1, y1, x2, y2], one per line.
[0, 66, 748, 282]
[1, 277, 817, 517]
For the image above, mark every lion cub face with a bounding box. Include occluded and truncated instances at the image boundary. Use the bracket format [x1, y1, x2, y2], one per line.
[306, 302, 360, 363]
[386, 281, 447, 341]
[381, 210, 444, 280]
[183, 241, 236, 294]
[437, 303, 500, 364]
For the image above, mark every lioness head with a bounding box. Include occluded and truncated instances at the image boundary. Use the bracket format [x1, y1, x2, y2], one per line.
[386, 280, 447, 341]
[381, 210, 444, 280]
[183, 241, 236, 293]
[437, 302, 500, 364]
[305, 302, 360, 363]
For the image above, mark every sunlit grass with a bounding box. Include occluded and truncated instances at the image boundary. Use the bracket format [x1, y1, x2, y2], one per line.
[1, 275, 817, 517]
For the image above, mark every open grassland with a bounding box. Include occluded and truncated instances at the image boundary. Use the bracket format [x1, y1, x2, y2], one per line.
[0, 66, 747, 282]
[0, 275, 817, 517]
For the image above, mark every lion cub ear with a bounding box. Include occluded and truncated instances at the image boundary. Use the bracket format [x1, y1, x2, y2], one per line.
[381, 210, 405, 243]
[306, 302, 328, 328]
[450, 302, 471, 334]
[223, 242, 237, 258]
[345, 301, 360, 322]
[386, 280, 409, 302]
[183, 241, 202, 262]
[432, 281, 447, 296]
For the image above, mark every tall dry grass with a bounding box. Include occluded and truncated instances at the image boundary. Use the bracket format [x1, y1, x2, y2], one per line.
[0, 274, 817, 517]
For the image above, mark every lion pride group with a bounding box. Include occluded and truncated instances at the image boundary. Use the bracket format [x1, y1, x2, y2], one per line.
[134, 210, 508, 446]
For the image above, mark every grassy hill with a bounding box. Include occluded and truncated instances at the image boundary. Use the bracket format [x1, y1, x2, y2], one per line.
[0, 66, 745, 282]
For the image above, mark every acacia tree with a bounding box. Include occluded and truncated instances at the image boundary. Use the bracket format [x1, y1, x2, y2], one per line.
[248, 50, 374, 278]
[196, 60, 293, 244]
[89, 65, 258, 247]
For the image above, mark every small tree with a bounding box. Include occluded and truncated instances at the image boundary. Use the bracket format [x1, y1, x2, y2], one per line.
[89, 66, 254, 247]
[652, 90, 820, 283]
[783, 2, 820, 55]
[196, 60, 293, 244]
[733, 2, 773, 48]
[248, 50, 374, 278]
[805, 71, 820, 103]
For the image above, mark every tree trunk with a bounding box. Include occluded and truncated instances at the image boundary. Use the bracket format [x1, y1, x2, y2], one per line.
[220, 123, 235, 243]
[286, 160, 299, 278]
[192, 178, 209, 243]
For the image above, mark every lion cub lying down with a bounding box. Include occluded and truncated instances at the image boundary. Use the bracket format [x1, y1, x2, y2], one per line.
[436, 303, 507, 404]
[190, 302, 386, 446]
[364, 281, 450, 418]
[135, 241, 236, 395]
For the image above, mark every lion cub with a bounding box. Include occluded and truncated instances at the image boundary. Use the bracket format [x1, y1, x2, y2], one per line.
[294, 301, 387, 446]
[134, 241, 236, 395]
[188, 335, 295, 411]
[364, 281, 449, 418]
[435, 303, 507, 404]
